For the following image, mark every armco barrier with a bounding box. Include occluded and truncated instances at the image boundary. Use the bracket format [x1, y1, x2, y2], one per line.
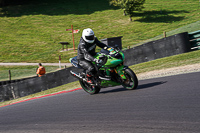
[32, 76, 47, 92]
[17, 81, 29, 97]
[1, 84, 12, 101]
[124, 32, 190, 66]
[46, 72, 61, 89]
[26, 77, 44, 94]
[57, 69, 69, 85]
[0, 66, 83, 101]
[0, 32, 191, 102]
[0, 85, 5, 101]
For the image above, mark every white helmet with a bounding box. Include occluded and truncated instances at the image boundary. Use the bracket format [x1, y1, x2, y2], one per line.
[82, 28, 95, 43]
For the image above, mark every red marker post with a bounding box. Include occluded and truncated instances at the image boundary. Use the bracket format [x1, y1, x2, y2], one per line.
[66, 25, 79, 52]
[71, 25, 75, 52]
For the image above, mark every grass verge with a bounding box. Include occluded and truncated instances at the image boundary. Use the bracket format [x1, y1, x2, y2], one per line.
[0, 66, 59, 81]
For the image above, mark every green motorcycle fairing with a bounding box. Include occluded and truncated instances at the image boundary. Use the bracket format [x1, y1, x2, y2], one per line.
[93, 49, 127, 87]
[94, 51, 125, 68]
[115, 65, 127, 79]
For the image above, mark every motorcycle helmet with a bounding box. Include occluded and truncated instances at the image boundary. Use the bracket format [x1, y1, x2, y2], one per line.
[82, 28, 95, 43]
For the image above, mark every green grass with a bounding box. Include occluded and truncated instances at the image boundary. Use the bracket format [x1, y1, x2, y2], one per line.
[0, 66, 59, 81]
[0, 0, 200, 63]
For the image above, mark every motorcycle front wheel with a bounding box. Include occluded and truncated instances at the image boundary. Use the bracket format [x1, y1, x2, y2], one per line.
[122, 68, 138, 90]
[79, 80, 101, 95]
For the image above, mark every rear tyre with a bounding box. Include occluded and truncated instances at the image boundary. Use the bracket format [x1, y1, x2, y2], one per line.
[122, 68, 138, 90]
[79, 80, 101, 95]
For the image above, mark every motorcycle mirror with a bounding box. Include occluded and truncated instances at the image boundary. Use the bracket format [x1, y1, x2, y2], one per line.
[114, 45, 120, 50]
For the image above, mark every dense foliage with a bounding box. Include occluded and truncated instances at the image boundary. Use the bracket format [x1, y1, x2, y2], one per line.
[110, 0, 145, 21]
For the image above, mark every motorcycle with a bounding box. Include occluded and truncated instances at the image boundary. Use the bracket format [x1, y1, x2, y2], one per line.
[69, 46, 138, 94]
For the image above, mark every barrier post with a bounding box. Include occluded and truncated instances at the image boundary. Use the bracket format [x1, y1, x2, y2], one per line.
[163, 31, 166, 38]
[59, 55, 61, 69]
[9, 70, 11, 81]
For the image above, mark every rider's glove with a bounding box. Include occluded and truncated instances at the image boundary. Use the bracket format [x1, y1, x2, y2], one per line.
[94, 58, 102, 64]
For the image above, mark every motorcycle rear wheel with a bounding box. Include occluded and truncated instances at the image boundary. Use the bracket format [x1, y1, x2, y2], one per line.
[79, 80, 101, 94]
[122, 68, 138, 90]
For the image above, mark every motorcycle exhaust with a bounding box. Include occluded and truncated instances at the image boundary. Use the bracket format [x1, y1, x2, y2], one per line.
[70, 70, 98, 86]
[70, 70, 85, 80]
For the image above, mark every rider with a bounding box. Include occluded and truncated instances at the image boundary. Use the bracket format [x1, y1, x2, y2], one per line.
[77, 28, 107, 84]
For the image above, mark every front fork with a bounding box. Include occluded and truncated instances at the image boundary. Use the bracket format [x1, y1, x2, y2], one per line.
[99, 65, 128, 87]
[115, 65, 128, 80]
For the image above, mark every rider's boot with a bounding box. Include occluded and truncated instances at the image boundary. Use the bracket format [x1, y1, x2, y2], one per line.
[86, 74, 94, 85]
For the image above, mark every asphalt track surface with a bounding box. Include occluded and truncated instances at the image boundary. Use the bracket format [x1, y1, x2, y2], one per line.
[0, 72, 200, 133]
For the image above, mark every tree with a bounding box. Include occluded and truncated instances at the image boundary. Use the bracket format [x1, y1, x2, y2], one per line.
[109, 0, 145, 21]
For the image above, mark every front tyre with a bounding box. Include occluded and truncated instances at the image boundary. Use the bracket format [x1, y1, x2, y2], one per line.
[122, 68, 138, 90]
[79, 80, 101, 95]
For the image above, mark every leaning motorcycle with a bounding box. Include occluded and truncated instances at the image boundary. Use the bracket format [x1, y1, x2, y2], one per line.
[69, 46, 138, 94]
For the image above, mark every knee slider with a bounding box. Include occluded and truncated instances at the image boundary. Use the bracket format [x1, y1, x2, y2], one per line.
[88, 66, 95, 72]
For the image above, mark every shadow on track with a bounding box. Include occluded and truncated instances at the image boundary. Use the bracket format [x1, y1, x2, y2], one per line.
[136, 81, 167, 90]
[100, 81, 167, 94]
